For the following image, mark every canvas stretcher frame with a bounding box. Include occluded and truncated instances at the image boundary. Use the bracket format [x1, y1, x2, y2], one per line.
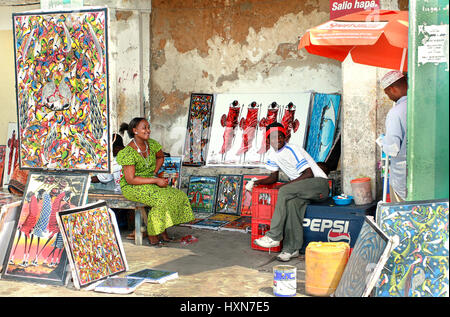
[333, 216, 398, 297]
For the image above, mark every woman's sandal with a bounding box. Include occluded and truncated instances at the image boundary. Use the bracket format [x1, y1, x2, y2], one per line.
[160, 232, 176, 242]
[148, 236, 164, 247]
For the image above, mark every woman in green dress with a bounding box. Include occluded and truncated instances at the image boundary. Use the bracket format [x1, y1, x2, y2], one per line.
[117, 117, 194, 245]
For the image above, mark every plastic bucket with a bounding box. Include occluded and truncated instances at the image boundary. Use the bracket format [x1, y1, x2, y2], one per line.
[350, 177, 373, 205]
[305, 242, 350, 296]
[273, 265, 297, 297]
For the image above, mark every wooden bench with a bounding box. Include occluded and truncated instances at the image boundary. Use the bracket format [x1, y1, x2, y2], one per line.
[87, 190, 147, 245]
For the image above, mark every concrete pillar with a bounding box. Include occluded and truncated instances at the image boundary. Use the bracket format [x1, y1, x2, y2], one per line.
[340, 0, 401, 199]
[86, 0, 151, 135]
[341, 58, 378, 198]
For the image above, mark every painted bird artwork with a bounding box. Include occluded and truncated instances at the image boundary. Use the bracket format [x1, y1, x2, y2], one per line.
[13, 8, 110, 172]
[236, 101, 260, 158]
[219, 100, 241, 160]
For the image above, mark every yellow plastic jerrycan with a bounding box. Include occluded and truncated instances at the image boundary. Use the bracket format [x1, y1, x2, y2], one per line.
[305, 241, 350, 296]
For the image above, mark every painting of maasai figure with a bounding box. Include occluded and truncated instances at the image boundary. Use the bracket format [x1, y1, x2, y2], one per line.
[13, 8, 110, 172]
[2, 172, 89, 285]
[182, 93, 214, 166]
[187, 176, 218, 215]
[206, 93, 311, 167]
[375, 199, 449, 297]
[57, 201, 127, 289]
[305, 93, 341, 163]
[215, 174, 243, 215]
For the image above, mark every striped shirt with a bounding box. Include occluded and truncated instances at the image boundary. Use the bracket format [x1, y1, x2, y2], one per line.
[264, 143, 327, 180]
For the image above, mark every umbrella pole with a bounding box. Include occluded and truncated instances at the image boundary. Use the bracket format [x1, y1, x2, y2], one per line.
[400, 47, 407, 72]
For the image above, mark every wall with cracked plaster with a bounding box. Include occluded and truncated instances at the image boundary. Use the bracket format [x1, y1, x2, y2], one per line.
[150, 0, 342, 156]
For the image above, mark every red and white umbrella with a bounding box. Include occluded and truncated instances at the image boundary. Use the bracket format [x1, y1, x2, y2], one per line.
[298, 10, 409, 71]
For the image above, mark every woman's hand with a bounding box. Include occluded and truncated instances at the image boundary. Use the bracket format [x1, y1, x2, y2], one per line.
[154, 177, 169, 188]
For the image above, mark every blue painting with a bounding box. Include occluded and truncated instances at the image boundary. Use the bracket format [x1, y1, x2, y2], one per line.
[157, 156, 182, 189]
[306, 93, 341, 162]
[375, 199, 449, 297]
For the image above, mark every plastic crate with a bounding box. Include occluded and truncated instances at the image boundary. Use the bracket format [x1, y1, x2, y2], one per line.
[251, 183, 283, 220]
[250, 218, 282, 252]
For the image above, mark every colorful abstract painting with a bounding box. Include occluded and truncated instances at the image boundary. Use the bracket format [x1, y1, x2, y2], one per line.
[206, 93, 312, 167]
[240, 175, 268, 216]
[375, 199, 449, 297]
[215, 174, 243, 215]
[182, 93, 214, 166]
[2, 172, 89, 285]
[157, 156, 182, 189]
[13, 8, 110, 172]
[334, 216, 397, 297]
[57, 201, 127, 289]
[187, 176, 218, 215]
[306, 93, 341, 163]
[2, 123, 19, 188]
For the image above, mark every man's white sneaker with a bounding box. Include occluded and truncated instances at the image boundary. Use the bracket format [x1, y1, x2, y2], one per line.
[254, 235, 280, 248]
[277, 250, 299, 262]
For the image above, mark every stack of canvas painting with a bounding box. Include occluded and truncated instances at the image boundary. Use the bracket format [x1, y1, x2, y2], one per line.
[2, 172, 90, 285]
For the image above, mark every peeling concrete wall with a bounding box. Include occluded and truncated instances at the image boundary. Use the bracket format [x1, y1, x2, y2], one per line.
[150, 0, 342, 157]
[86, 0, 151, 134]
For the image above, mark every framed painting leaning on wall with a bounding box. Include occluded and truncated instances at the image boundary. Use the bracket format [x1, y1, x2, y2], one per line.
[215, 174, 243, 215]
[182, 93, 214, 166]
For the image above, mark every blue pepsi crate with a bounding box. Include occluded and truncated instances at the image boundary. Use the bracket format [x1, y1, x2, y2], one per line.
[301, 199, 376, 252]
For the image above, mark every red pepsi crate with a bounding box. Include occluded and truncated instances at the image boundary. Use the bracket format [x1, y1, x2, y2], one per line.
[250, 218, 282, 252]
[251, 183, 283, 220]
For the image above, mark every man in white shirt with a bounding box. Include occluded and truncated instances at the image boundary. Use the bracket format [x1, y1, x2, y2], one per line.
[378, 71, 408, 202]
[250, 122, 329, 261]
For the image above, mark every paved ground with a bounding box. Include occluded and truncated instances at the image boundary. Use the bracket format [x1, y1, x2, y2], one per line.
[0, 225, 309, 298]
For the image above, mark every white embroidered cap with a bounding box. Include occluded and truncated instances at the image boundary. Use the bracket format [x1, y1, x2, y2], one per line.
[380, 70, 405, 89]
